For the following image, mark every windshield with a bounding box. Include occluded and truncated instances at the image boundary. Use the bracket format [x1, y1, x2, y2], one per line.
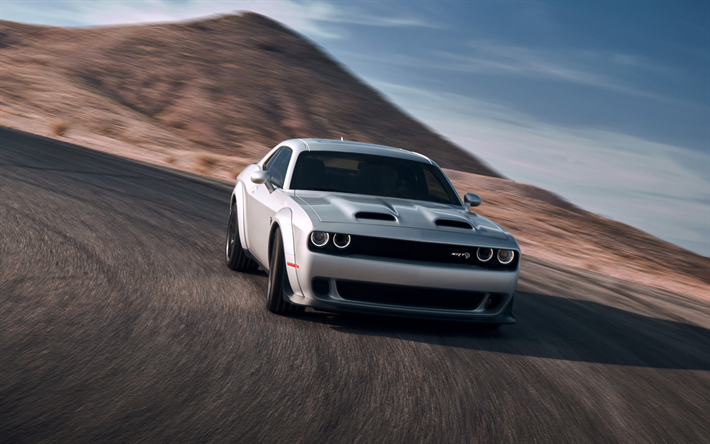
[290, 151, 460, 205]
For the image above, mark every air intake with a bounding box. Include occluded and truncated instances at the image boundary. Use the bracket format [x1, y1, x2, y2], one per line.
[435, 219, 472, 229]
[355, 212, 396, 221]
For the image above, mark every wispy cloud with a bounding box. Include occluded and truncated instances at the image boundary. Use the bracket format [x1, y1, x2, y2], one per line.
[0, 0, 439, 39]
[346, 41, 682, 103]
[436, 41, 675, 99]
[373, 81, 710, 256]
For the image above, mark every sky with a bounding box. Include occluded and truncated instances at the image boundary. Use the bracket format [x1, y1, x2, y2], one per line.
[2, 0, 709, 256]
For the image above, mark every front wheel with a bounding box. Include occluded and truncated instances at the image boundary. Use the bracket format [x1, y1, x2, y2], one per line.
[225, 203, 258, 271]
[266, 227, 304, 315]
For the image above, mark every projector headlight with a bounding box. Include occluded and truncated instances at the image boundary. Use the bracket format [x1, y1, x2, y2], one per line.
[310, 231, 329, 247]
[476, 247, 493, 262]
[333, 233, 351, 249]
[497, 249, 514, 265]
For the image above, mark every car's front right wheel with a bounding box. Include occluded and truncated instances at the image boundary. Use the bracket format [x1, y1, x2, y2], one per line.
[266, 227, 305, 315]
[225, 203, 258, 271]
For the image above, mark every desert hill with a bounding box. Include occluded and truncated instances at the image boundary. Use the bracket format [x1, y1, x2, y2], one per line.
[1, 13, 708, 299]
[0, 13, 497, 176]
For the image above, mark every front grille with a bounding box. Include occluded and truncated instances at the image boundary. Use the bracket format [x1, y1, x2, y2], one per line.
[336, 280, 486, 310]
[308, 234, 519, 270]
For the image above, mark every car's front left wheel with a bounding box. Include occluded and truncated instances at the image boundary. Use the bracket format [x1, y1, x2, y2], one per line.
[266, 227, 305, 315]
[225, 203, 258, 271]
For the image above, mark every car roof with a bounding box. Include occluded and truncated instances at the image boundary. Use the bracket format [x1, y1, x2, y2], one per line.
[279, 139, 433, 164]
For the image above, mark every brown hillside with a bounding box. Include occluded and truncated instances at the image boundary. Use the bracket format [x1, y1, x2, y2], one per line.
[0, 13, 497, 176]
[1, 14, 708, 299]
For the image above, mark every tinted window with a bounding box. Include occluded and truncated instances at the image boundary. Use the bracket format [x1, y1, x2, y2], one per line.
[267, 148, 292, 188]
[264, 148, 282, 170]
[290, 151, 459, 204]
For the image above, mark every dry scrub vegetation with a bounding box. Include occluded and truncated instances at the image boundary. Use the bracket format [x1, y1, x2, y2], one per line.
[50, 118, 69, 136]
[0, 14, 707, 299]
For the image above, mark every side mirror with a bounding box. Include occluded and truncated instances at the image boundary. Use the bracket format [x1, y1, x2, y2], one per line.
[464, 193, 482, 207]
[250, 170, 274, 192]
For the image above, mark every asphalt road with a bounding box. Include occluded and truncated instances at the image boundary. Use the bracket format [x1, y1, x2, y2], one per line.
[1, 128, 708, 443]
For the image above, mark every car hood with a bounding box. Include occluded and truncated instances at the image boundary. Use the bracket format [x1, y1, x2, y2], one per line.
[293, 191, 508, 240]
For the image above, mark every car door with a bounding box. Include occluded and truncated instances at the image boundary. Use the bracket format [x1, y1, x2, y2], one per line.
[246, 147, 293, 268]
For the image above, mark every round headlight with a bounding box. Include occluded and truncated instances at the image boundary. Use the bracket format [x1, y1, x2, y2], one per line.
[333, 233, 351, 249]
[310, 231, 329, 247]
[476, 247, 493, 262]
[497, 249, 515, 264]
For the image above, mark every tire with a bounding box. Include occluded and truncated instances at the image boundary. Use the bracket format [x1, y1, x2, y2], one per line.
[225, 203, 258, 271]
[266, 227, 305, 315]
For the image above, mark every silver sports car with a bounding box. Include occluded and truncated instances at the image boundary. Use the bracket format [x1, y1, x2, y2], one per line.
[225, 139, 519, 327]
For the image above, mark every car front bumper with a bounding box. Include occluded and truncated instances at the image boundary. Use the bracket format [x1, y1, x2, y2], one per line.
[285, 246, 518, 324]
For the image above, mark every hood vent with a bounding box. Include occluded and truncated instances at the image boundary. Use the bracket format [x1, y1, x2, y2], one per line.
[355, 212, 396, 222]
[436, 219, 472, 229]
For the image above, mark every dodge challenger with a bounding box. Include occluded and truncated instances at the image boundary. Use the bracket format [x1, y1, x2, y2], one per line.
[225, 139, 519, 327]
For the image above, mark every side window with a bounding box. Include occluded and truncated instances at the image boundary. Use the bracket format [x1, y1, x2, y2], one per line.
[267, 148, 292, 189]
[263, 149, 281, 170]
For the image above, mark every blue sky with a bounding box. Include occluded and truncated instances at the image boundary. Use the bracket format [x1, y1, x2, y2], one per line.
[3, 0, 709, 256]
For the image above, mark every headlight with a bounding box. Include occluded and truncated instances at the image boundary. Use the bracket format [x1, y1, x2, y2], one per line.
[497, 249, 514, 264]
[333, 233, 351, 249]
[310, 231, 329, 247]
[476, 247, 493, 262]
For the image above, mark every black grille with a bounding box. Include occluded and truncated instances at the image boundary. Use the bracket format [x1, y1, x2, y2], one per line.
[336, 280, 485, 310]
[308, 234, 519, 270]
[312, 278, 330, 295]
[485, 293, 502, 309]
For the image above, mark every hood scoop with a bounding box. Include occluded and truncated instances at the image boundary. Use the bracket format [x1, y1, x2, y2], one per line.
[355, 212, 396, 222]
[435, 219, 472, 230]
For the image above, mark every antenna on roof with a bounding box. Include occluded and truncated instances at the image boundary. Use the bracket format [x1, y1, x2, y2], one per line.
[341, 137, 344, 141]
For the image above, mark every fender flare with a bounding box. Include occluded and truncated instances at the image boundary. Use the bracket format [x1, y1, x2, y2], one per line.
[270, 207, 303, 297]
[234, 181, 249, 251]
[272, 207, 295, 257]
